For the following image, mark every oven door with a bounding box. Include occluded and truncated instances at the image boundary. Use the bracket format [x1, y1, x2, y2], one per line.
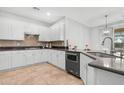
[66, 53, 79, 63]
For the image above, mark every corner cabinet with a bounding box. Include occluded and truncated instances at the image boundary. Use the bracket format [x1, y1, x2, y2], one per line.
[39, 19, 65, 42]
[50, 20, 65, 41]
[39, 27, 51, 41]
[48, 50, 65, 70]
[57, 51, 65, 70]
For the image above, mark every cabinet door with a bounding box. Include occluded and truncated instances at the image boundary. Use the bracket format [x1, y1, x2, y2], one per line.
[55, 23, 61, 40]
[0, 51, 11, 70]
[42, 49, 50, 62]
[59, 22, 65, 40]
[0, 19, 12, 40]
[48, 50, 53, 62]
[80, 54, 94, 84]
[50, 21, 65, 41]
[50, 50, 58, 66]
[39, 50, 43, 62]
[50, 24, 59, 41]
[58, 51, 65, 70]
[48, 50, 53, 64]
[25, 51, 35, 65]
[11, 51, 26, 68]
[33, 50, 42, 63]
[39, 27, 50, 41]
[28, 24, 39, 35]
[11, 22, 24, 40]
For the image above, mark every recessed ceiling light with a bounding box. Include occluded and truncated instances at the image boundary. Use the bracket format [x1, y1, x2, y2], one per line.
[46, 12, 51, 16]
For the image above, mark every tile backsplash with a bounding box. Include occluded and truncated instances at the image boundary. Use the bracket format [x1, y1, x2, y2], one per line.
[20, 34, 40, 46]
[0, 34, 40, 47]
[0, 40, 18, 46]
[0, 34, 64, 47]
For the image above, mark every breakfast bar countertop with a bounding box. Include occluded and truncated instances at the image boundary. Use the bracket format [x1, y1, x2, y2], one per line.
[88, 55, 124, 75]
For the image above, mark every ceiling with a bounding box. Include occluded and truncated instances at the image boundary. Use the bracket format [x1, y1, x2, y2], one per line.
[0, 7, 124, 27]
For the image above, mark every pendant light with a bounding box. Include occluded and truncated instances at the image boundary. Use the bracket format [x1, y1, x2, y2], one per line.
[103, 15, 110, 35]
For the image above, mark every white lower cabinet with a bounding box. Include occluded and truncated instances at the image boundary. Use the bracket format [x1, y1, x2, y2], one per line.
[47, 50, 52, 63]
[25, 50, 47, 65]
[57, 51, 65, 70]
[48, 50, 65, 70]
[42, 49, 49, 62]
[0, 49, 66, 71]
[50, 50, 58, 66]
[80, 54, 94, 84]
[0, 51, 11, 70]
[33, 50, 42, 63]
[25, 50, 35, 65]
[87, 66, 124, 85]
[11, 51, 26, 68]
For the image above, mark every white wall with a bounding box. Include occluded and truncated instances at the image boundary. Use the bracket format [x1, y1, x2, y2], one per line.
[90, 22, 124, 51]
[65, 18, 91, 50]
[90, 27, 114, 52]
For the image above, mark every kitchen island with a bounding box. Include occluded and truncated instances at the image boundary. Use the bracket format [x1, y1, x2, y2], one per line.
[87, 53, 124, 85]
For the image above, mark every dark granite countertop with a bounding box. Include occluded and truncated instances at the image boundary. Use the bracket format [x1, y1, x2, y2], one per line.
[87, 54, 124, 75]
[0, 46, 43, 51]
[0, 46, 68, 51]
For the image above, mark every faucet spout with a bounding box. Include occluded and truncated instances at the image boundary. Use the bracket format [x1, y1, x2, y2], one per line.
[101, 37, 114, 54]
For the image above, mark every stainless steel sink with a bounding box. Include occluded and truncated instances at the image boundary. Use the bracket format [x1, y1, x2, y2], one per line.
[87, 52, 122, 58]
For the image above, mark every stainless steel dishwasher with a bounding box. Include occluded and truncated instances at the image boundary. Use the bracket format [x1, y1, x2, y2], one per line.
[65, 51, 80, 78]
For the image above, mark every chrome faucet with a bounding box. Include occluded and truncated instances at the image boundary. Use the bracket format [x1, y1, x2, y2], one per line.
[101, 37, 114, 54]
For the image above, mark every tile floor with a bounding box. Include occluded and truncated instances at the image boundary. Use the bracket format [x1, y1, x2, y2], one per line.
[0, 63, 84, 85]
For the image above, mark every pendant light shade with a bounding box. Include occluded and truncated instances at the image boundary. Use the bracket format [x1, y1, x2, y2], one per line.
[103, 15, 110, 35]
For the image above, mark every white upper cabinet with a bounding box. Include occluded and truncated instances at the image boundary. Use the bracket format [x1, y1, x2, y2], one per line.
[0, 17, 24, 40]
[50, 20, 65, 41]
[39, 19, 65, 42]
[0, 16, 47, 40]
[39, 27, 51, 41]
[11, 21, 24, 40]
[0, 15, 65, 41]
[24, 23, 40, 35]
[0, 17, 12, 40]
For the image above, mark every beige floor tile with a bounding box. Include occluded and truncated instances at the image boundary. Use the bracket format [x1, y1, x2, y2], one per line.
[0, 63, 84, 85]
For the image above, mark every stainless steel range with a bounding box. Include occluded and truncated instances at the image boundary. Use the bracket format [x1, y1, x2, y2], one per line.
[65, 51, 80, 77]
